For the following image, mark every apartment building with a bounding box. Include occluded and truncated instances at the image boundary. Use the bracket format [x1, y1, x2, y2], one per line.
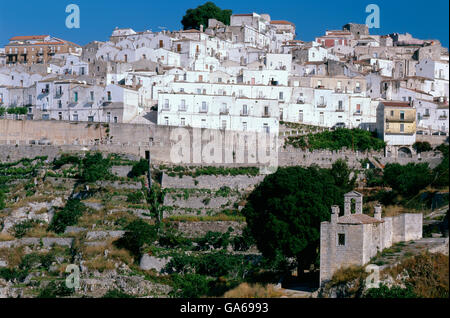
[5, 35, 81, 65]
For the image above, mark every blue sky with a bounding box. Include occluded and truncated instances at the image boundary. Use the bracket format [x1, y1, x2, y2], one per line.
[0, 0, 448, 47]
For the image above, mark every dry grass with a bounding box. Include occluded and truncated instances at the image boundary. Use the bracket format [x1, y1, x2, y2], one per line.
[27, 226, 57, 238]
[382, 205, 421, 217]
[0, 247, 24, 268]
[81, 239, 134, 269]
[383, 251, 449, 298]
[223, 283, 284, 298]
[329, 265, 368, 287]
[0, 233, 14, 241]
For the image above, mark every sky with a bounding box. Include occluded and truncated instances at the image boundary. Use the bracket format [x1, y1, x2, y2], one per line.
[0, 0, 448, 48]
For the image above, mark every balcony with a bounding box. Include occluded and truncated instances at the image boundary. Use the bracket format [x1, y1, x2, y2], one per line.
[262, 112, 271, 118]
[199, 107, 208, 113]
[297, 99, 305, 104]
[220, 109, 229, 115]
[355, 87, 362, 93]
[336, 108, 345, 112]
[353, 111, 363, 116]
[161, 105, 170, 111]
[240, 111, 249, 117]
[317, 103, 327, 108]
[178, 106, 187, 112]
[439, 115, 448, 120]
[54, 92, 64, 99]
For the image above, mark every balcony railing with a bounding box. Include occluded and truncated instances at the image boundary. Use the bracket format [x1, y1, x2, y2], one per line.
[355, 88, 362, 93]
[54, 92, 63, 99]
[240, 111, 249, 116]
[317, 103, 327, 108]
[199, 107, 208, 113]
[161, 105, 170, 111]
[353, 111, 363, 116]
[178, 106, 187, 112]
[439, 115, 448, 120]
[262, 113, 271, 118]
[336, 108, 345, 112]
[220, 109, 229, 115]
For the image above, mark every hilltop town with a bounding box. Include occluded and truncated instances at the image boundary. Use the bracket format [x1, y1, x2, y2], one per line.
[0, 5, 448, 299]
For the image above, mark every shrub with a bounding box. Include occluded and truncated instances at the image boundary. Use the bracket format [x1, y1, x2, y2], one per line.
[286, 128, 385, 151]
[11, 219, 41, 238]
[195, 229, 233, 251]
[7, 106, 28, 115]
[115, 220, 157, 258]
[170, 273, 212, 298]
[129, 159, 149, 178]
[52, 154, 81, 169]
[0, 268, 28, 282]
[48, 199, 86, 233]
[364, 284, 417, 298]
[102, 289, 135, 298]
[0, 190, 6, 209]
[37, 281, 74, 298]
[126, 191, 144, 204]
[80, 152, 113, 182]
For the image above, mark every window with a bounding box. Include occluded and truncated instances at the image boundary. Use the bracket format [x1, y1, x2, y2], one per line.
[180, 99, 186, 111]
[164, 99, 169, 109]
[263, 123, 270, 134]
[400, 124, 405, 132]
[356, 104, 361, 114]
[73, 114, 78, 121]
[181, 118, 186, 126]
[221, 120, 227, 130]
[107, 112, 111, 123]
[242, 104, 248, 115]
[201, 119, 206, 128]
[390, 110, 394, 116]
[114, 117, 118, 123]
[218, 77, 222, 83]
[299, 110, 303, 123]
[88, 116, 94, 122]
[338, 100, 343, 110]
[400, 111, 405, 120]
[242, 122, 247, 131]
[107, 91, 112, 101]
[338, 234, 345, 246]
[264, 106, 269, 117]
[74, 92, 78, 102]
[90, 91, 94, 101]
[159, 40, 164, 48]
[201, 101, 207, 112]
[279, 92, 284, 100]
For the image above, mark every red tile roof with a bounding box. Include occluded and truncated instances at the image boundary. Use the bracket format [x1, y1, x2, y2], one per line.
[10, 35, 49, 41]
[338, 214, 384, 225]
[271, 20, 295, 27]
[382, 101, 412, 107]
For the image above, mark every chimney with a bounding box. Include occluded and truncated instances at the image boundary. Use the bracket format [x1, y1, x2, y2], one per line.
[200, 25, 204, 33]
[374, 205, 382, 220]
[331, 205, 339, 224]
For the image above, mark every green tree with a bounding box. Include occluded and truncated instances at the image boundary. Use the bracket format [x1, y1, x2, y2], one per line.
[243, 164, 353, 275]
[413, 141, 432, 154]
[181, 2, 232, 30]
[433, 143, 449, 188]
[383, 163, 433, 197]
